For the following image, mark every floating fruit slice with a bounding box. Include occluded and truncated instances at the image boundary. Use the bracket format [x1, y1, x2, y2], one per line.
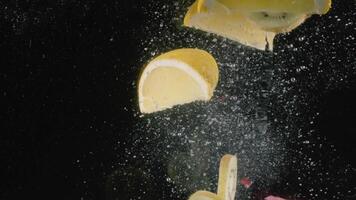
[184, 0, 275, 50]
[215, 0, 331, 14]
[216, 0, 331, 32]
[264, 195, 287, 200]
[240, 177, 252, 189]
[184, 0, 332, 50]
[138, 48, 219, 113]
[189, 191, 222, 200]
[217, 154, 238, 200]
[244, 12, 307, 33]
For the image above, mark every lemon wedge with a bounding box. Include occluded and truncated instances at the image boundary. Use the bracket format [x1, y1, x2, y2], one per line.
[217, 154, 238, 200]
[184, 0, 331, 50]
[138, 48, 219, 114]
[187, 154, 238, 200]
[184, 0, 275, 50]
[189, 191, 222, 200]
[215, 0, 331, 14]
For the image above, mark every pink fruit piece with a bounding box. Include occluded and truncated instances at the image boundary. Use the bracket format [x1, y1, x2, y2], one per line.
[264, 195, 287, 200]
[240, 177, 252, 188]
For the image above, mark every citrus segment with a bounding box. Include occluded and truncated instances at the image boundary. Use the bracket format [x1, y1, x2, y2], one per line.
[216, 0, 331, 14]
[189, 191, 222, 200]
[184, 0, 332, 50]
[217, 154, 238, 200]
[138, 48, 218, 113]
[184, 1, 275, 50]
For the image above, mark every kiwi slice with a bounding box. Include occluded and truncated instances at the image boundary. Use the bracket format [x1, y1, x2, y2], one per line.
[245, 11, 308, 33]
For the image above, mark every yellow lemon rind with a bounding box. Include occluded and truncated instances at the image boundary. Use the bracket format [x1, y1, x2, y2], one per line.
[217, 154, 238, 200]
[138, 48, 218, 113]
[189, 191, 222, 200]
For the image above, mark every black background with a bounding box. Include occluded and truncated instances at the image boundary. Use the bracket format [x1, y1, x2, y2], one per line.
[1, 0, 355, 200]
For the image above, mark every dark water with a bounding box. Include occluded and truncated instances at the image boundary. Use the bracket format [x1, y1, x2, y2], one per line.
[1, 0, 355, 200]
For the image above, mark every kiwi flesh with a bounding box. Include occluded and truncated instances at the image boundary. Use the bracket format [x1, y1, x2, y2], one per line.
[245, 11, 308, 33]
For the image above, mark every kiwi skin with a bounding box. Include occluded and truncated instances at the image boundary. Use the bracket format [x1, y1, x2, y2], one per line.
[246, 12, 309, 33]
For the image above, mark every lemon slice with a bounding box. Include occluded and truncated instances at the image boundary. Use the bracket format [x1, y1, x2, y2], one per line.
[216, 0, 331, 14]
[217, 154, 238, 200]
[244, 12, 308, 33]
[138, 48, 219, 114]
[189, 191, 222, 200]
[184, 0, 275, 50]
[184, 0, 331, 50]
[216, 0, 331, 33]
[187, 154, 238, 200]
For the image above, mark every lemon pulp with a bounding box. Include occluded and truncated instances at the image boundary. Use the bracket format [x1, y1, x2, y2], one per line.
[138, 48, 218, 113]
